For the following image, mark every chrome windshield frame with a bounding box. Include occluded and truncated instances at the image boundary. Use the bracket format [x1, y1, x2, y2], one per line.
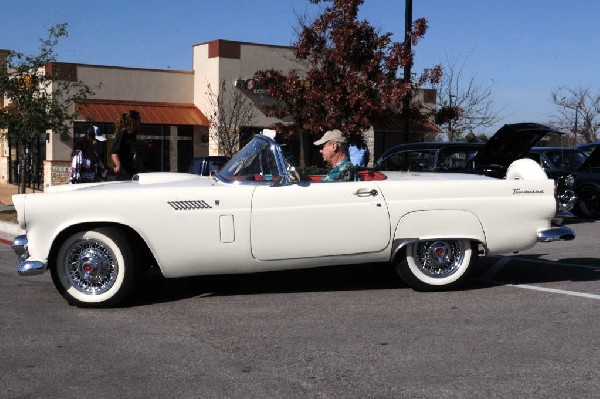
[216, 134, 291, 186]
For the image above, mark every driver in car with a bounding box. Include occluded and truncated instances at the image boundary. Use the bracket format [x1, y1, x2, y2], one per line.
[314, 129, 353, 181]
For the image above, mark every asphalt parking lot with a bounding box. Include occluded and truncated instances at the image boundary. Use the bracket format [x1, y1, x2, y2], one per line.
[0, 220, 598, 398]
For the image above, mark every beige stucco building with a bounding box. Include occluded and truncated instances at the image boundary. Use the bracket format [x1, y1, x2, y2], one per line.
[1, 40, 437, 190]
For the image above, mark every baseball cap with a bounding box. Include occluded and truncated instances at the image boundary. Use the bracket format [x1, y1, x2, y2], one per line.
[88, 125, 107, 141]
[313, 129, 347, 146]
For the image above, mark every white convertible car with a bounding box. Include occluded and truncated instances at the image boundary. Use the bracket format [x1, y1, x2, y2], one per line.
[12, 133, 575, 307]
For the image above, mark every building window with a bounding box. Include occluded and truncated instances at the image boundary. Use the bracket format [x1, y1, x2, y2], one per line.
[74, 122, 195, 173]
[8, 132, 46, 190]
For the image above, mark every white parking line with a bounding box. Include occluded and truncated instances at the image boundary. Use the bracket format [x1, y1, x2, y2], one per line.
[508, 284, 600, 300]
[479, 256, 600, 300]
[507, 257, 600, 271]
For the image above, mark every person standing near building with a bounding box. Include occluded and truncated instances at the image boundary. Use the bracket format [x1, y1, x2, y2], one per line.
[111, 110, 141, 181]
[349, 136, 369, 167]
[70, 139, 96, 184]
[87, 125, 109, 180]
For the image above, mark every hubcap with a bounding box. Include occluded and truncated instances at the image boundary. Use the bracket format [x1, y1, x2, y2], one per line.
[414, 240, 465, 278]
[65, 239, 118, 295]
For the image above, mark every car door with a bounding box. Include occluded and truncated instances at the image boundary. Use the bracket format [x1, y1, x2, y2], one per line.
[250, 181, 391, 261]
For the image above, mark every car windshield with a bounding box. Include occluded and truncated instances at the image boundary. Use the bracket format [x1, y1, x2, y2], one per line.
[544, 150, 588, 171]
[378, 150, 437, 171]
[218, 136, 284, 183]
[436, 147, 481, 170]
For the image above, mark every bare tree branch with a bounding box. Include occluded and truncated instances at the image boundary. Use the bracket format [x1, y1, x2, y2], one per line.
[205, 80, 257, 157]
[550, 86, 600, 144]
[433, 52, 504, 141]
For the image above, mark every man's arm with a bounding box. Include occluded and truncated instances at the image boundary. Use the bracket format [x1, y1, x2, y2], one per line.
[111, 154, 121, 173]
[110, 132, 123, 173]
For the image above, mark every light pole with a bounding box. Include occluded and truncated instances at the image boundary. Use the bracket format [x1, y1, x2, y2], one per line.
[574, 105, 580, 142]
[402, 0, 413, 143]
[562, 98, 583, 144]
[448, 94, 456, 140]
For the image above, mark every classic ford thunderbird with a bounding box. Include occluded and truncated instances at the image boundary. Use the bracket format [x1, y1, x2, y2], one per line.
[12, 133, 575, 307]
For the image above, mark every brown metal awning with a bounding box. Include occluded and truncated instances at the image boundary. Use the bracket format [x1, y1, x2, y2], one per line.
[76, 100, 209, 126]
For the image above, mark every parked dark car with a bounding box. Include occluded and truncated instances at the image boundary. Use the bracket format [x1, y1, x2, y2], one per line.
[525, 145, 600, 218]
[576, 142, 600, 157]
[375, 141, 483, 172]
[188, 156, 229, 176]
[525, 147, 589, 173]
[572, 145, 600, 218]
[376, 142, 483, 172]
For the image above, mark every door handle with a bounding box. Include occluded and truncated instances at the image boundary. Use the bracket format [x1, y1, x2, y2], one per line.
[353, 188, 378, 197]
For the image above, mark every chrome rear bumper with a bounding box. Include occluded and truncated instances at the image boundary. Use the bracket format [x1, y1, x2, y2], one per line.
[12, 235, 47, 276]
[536, 226, 576, 243]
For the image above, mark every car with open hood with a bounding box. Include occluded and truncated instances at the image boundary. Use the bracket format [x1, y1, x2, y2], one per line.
[11, 132, 575, 307]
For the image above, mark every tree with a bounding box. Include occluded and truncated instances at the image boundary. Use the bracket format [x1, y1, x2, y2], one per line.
[433, 53, 502, 141]
[254, 0, 441, 141]
[205, 80, 258, 158]
[0, 23, 93, 192]
[550, 86, 600, 145]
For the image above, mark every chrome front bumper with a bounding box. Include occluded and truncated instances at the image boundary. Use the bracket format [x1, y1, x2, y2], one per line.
[536, 226, 576, 243]
[12, 235, 47, 276]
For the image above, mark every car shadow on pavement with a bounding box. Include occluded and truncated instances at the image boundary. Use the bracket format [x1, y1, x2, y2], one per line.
[130, 263, 493, 306]
[471, 254, 600, 287]
[132, 263, 399, 306]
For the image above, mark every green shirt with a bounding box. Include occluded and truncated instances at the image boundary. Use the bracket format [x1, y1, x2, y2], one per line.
[322, 157, 353, 182]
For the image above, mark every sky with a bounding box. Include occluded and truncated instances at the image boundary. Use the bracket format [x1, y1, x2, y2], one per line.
[1, 0, 599, 135]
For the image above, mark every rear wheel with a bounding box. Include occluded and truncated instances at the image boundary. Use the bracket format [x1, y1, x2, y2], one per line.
[395, 239, 475, 291]
[51, 227, 138, 307]
[576, 186, 600, 219]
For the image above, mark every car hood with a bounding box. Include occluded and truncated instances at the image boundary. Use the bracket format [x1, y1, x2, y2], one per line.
[472, 123, 561, 170]
[45, 173, 212, 194]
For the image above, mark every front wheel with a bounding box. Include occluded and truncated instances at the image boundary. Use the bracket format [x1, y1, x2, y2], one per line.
[394, 239, 475, 291]
[51, 227, 138, 307]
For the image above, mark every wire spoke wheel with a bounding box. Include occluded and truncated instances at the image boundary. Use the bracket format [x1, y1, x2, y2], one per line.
[395, 239, 475, 291]
[413, 240, 465, 279]
[51, 228, 138, 307]
[65, 239, 118, 295]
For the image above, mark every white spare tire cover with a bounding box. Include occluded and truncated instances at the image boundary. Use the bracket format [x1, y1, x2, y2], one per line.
[506, 158, 548, 180]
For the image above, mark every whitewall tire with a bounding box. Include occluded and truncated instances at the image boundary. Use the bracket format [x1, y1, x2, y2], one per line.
[51, 227, 138, 307]
[395, 239, 475, 291]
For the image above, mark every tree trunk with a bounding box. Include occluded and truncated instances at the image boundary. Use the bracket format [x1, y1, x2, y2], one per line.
[19, 141, 28, 195]
[19, 158, 25, 194]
